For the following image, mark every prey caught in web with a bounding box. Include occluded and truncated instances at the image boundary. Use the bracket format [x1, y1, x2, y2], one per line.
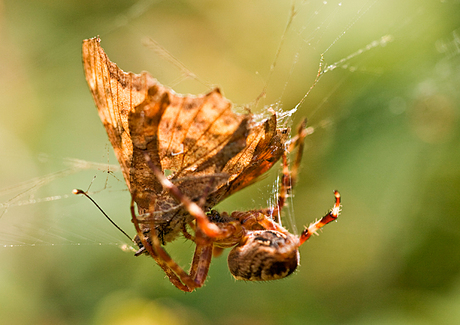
[78, 37, 341, 292]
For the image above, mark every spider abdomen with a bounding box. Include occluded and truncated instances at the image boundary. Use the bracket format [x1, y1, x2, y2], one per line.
[227, 230, 300, 281]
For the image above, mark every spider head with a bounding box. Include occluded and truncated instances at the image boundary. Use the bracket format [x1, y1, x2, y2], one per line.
[227, 230, 300, 281]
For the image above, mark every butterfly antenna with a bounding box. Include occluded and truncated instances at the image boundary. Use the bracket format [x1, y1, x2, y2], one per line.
[72, 189, 133, 242]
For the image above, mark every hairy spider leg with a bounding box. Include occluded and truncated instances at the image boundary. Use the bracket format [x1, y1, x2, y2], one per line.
[271, 118, 308, 222]
[143, 152, 220, 237]
[225, 119, 309, 234]
[137, 151, 242, 291]
[230, 120, 340, 248]
[131, 192, 217, 291]
[143, 152, 237, 239]
[299, 190, 341, 246]
[130, 194, 195, 291]
[288, 118, 308, 190]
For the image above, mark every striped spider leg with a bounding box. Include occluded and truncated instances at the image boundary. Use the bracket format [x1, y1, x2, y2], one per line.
[131, 122, 341, 291]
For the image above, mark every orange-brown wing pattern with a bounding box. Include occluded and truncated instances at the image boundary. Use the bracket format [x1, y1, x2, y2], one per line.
[215, 114, 289, 205]
[82, 37, 157, 195]
[82, 37, 289, 239]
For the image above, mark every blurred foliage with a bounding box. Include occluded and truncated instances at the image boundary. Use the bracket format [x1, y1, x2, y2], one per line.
[1, 0, 460, 324]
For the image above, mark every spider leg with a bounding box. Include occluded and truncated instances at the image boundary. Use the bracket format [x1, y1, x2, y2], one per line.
[189, 228, 213, 281]
[230, 210, 288, 234]
[130, 193, 192, 291]
[299, 190, 341, 246]
[288, 118, 308, 190]
[273, 118, 308, 221]
[143, 151, 223, 237]
[131, 193, 216, 291]
[273, 152, 290, 223]
[139, 151, 242, 291]
[226, 120, 309, 233]
[146, 216, 215, 290]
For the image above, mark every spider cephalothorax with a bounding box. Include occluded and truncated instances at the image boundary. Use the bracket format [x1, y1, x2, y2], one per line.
[82, 37, 341, 292]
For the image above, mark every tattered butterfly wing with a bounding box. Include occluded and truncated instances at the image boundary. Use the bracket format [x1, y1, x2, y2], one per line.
[82, 37, 289, 240]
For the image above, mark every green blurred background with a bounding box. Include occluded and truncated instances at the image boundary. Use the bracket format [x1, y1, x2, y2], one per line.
[1, 0, 460, 324]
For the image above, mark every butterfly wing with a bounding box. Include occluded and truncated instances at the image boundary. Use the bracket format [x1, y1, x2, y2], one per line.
[82, 37, 289, 240]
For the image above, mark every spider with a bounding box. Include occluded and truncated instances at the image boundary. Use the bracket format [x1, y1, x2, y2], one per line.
[81, 37, 341, 292]
[133, 132, 340, 292]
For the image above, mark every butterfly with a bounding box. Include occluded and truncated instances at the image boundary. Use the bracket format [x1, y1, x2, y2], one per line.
[81, 37, 340, 292]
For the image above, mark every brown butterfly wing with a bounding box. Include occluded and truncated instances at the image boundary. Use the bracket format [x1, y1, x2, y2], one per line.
[214, 114, 289, 205]
[82, 38, 247, 204]
[82, 37, 158, 195]
[82, 37, 289, 240]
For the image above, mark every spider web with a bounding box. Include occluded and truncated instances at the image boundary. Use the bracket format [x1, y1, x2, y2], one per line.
[0, 0, 397, 249]
[2, 1, 459, 324]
